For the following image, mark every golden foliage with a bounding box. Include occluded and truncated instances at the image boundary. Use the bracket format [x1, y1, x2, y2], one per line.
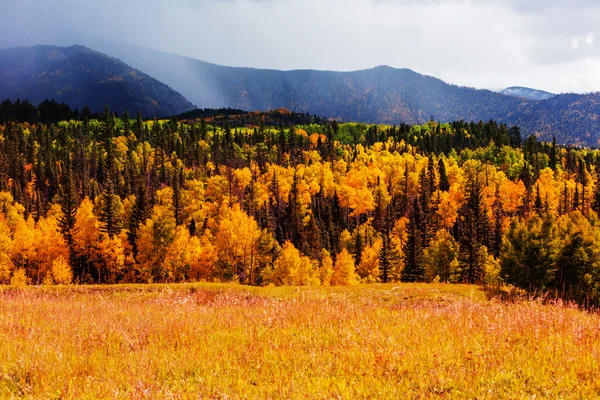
[331, 249, 359, 285]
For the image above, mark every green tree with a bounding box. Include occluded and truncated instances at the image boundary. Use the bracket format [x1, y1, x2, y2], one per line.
[402, 198, 425, 282]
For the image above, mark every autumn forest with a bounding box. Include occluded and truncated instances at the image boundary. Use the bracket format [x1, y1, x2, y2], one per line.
[1, 108, 599, 308]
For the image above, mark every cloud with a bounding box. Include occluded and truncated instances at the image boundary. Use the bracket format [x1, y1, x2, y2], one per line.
[2, 0, 600, 93]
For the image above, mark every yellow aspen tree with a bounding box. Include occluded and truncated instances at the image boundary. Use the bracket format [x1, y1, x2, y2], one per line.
[0, 216, 14, 284]
[267, 241, 319, 286]
[319, 249, 334, 286]
[10, 268, 28, 287]
[423, 229, 460, 283]
[51, 256, 73, 285]
[73, 197, 102, 261]
[215, 204, 273, 284]
[136, 200, 176, 283]
[188, 232, 218, 281]
[357, 241, 382, 283]
[29, 215, 69, 284]
[163, 226, 192, 282]
[331, 248, 359, 285]
[96, 234, 126, 284]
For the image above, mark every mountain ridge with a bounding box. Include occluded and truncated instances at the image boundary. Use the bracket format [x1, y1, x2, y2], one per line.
[80, 42, 599, 145]
[2, 42, 600, 146]
[0, 45, 195, 117]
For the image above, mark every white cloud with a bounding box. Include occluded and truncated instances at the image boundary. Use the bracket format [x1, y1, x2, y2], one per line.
[2, 0, 600, 93]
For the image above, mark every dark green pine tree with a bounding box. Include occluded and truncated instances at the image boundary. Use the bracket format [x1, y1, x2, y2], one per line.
[492, 189, 504, 257]
[58, 168, 78, 260]
[326, 125, 335, 165]
[402, 161, 410, 216]
[438, 158, 450, 191]
[560, 181, 569, 215]
[421, 156, 439, 248]
[579, 160, 587, 215]
[550, 137, 557, 170]
[103, 106, 115, 176]
[426, 154, 436, 196]
[172, 168, 183, 225]
[509, 126, 522, 148]
[136, 111, 144, 141]
[402, 198, 425, 282]
[129, 180, 151, 255]
[268, 171, 285, 244]
[458, 176, 486, 284]
[330, 190, 344, 255]
[95, 141, 105, 185]
[592, 170, 600, 214]
[187, 218, 197, 237]
[379, 205, 400, 283]
[304, 212, 323, 261]
[354, 230, 364, 266]
[285, 171, 306, 252]
[534, 185, 543, 214]
[99, 177, 121, 237]
[373, 176, 386, 233]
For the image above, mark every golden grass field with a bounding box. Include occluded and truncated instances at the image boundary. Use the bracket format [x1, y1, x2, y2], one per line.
[0, 283, 599, 399]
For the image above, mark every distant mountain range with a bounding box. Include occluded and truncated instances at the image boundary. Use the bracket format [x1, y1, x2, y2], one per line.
[500, 86, 556, 101]
[1, 42, 600, 147]
[0, 45, 194, 117]
[73, 43, 598, 146]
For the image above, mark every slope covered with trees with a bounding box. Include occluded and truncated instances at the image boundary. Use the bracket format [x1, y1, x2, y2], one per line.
[75, 43, 600, 146]
[0, 45, 195, 117]
[0, 110, 599, 307]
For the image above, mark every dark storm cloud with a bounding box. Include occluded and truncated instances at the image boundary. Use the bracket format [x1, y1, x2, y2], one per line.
[1, 0, 599, 93]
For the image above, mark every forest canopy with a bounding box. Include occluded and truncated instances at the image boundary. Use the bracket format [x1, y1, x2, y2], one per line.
[0, 108, 599, 307]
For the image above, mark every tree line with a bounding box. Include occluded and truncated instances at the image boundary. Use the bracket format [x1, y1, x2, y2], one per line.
[0, 108, 599, 307]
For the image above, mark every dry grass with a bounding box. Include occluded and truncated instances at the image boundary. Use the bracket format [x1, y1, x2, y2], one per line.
[0, 283, 599, 399]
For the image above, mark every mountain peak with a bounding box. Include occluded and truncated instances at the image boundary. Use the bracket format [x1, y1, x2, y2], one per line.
[0, 45, 194, 117]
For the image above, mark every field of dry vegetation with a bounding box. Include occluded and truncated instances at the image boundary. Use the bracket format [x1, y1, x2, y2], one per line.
[0, 283, 599, 399]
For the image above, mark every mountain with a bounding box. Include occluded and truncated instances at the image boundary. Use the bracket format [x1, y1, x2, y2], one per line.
[0, 45, 195, 117]
[500, 86, 555, 101]
[77, 43, 599, 146]
[78, 43, 527, 122]
[2, 40, 600, 147]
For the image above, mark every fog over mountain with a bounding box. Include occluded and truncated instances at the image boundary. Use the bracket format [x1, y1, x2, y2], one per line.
[500, 87, 556, 101]
[0, 45, 195, 117]
[2, 0, 600, 94]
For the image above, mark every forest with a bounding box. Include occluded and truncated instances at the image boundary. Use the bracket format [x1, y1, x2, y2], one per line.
[0, 107, 599, 308]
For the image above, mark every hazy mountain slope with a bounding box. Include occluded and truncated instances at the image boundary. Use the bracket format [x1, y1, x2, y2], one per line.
[2, 39, 600, 146]
[87, 43, 526, 124]
[90, 43, 600, 145]
[500, 86, 555, 101]
[507, 93, 600, 146]
[0, 45, 195, 117]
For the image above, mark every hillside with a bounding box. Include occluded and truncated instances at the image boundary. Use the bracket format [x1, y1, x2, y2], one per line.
[82, 43, 528, 123]
[0, 45, 195, 117]
[500, 86, 555, 101]
[2, 42, 600, 146]
[79, 43, 600, 146]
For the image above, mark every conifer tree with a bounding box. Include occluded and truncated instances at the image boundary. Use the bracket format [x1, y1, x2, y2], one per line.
[438, 158, 450, 191]
[58, 168, 78, 260]
[402, 198, 424, 282]
[458, 175, 487, 284]
[379, 206, 400, 283]
[98, 177, 121, 237]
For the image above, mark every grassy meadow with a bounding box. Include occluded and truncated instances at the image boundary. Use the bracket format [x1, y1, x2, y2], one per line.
[0, 283, 599, 399]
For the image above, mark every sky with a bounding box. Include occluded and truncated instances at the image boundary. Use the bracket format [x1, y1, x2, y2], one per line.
[2, 0, 600, 93]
